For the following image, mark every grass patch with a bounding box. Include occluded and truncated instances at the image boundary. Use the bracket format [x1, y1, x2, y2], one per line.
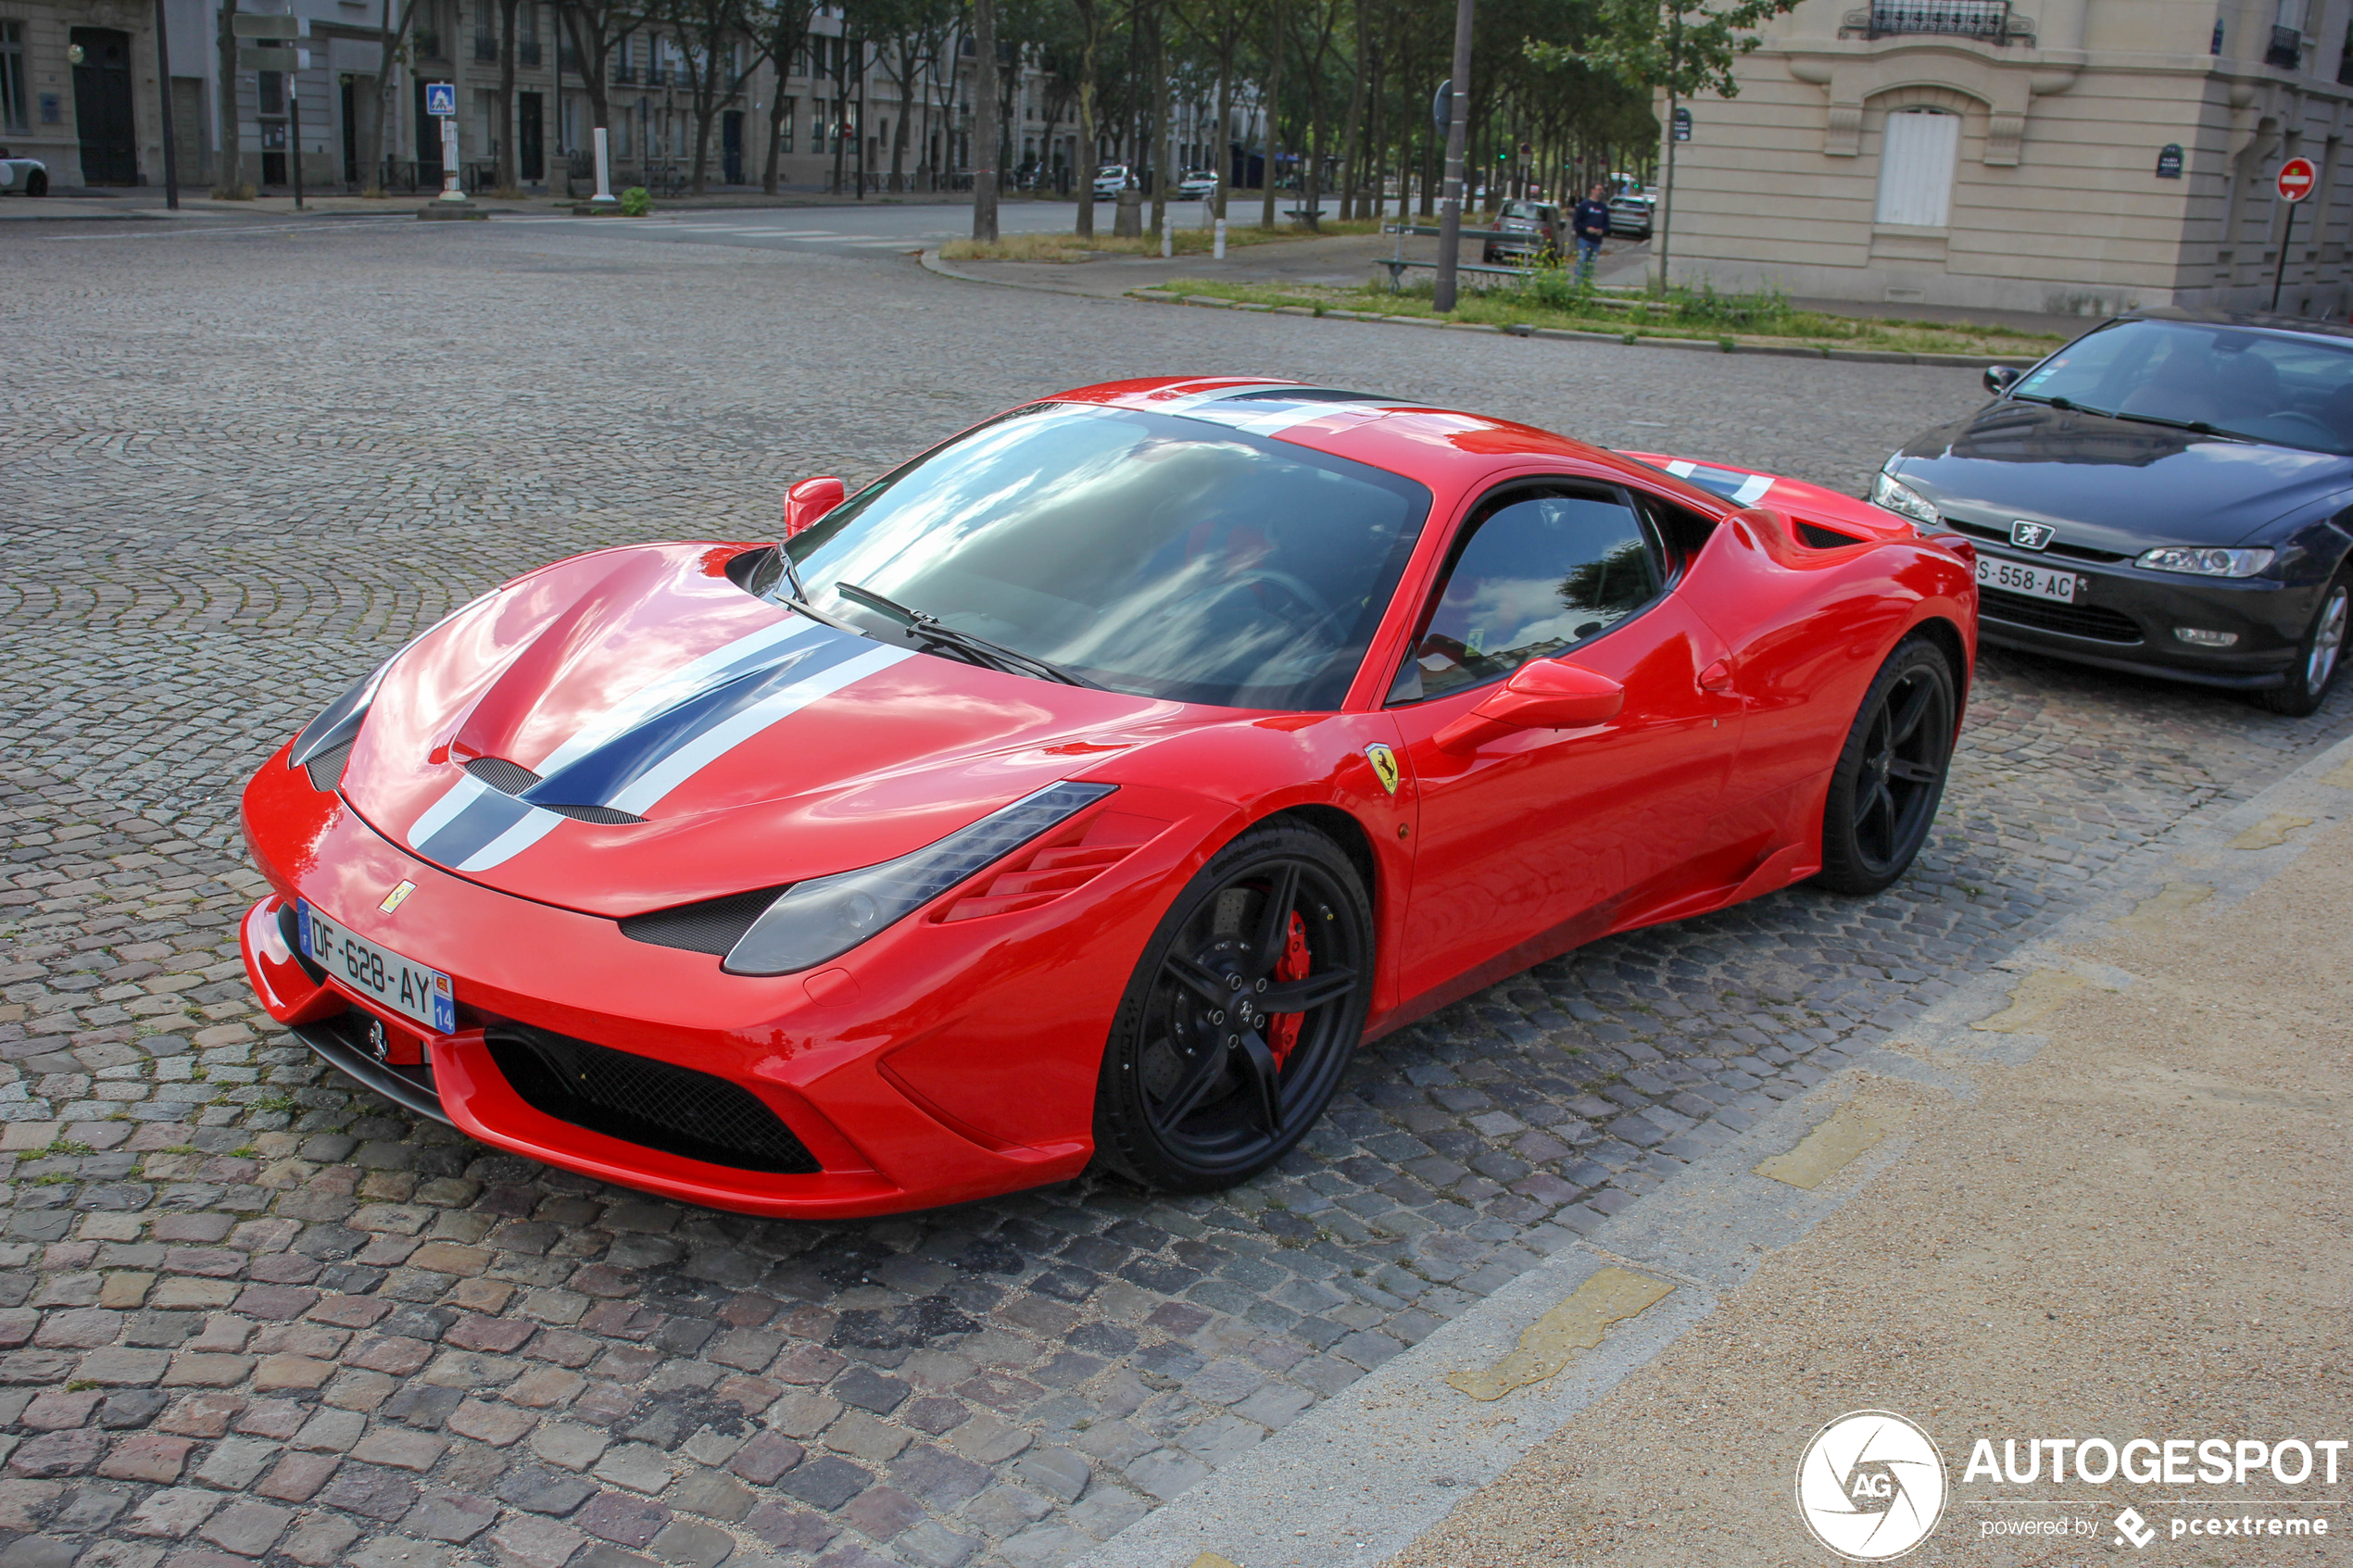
[1154, 270, 2065, 359]
[942, 217, 1383, 264]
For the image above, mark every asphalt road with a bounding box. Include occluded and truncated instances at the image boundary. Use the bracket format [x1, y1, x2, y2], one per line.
[5, 220, 2350, 1568]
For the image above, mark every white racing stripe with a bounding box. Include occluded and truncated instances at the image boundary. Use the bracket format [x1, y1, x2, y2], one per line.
[1731, 472, 1776, 506]
[607, 643, 909, 817]
[456, 806, 565, 872]
[406, 772, 496, 849]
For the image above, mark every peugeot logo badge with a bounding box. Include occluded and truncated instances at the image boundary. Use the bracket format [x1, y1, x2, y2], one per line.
[2009, 521, 2055, 550]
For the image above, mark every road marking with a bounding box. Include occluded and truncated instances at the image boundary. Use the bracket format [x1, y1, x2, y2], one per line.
[1754, 1100, 1913, 1191]
[2231, 812, 2313, 849]
[1443, 1267, 1674, 1401]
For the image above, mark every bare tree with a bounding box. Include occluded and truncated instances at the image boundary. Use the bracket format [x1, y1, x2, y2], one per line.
[661, 0, 760, 193]
[559, 0, 645, 181]
[495, 0, 521, 190]
[362, 0, 425, 194]
[748, 0, 814, 193]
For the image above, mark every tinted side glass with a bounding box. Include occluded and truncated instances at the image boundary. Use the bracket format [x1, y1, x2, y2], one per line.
[1391, 489, 1662, 704]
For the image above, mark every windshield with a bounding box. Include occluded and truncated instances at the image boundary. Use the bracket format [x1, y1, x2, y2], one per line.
[2011, 318, 2353, 454]
[781, 403, 1431, 709]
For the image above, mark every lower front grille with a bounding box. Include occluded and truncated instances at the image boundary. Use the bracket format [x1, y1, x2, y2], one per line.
[484, 1024, 821, 1173]
[1981, 588, 2145, 645]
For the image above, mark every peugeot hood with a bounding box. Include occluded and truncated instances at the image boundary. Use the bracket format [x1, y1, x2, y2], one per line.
[333, 543, 1202, 916]
[1892, 399, 2353, 549]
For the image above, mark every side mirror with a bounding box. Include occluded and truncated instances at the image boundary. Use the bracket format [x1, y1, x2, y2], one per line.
[1982, 365, 2021, 397]
[1434, 660, 1625, 754]
[784, 476, 846, 539]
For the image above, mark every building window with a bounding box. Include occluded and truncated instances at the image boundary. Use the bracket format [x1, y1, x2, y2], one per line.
[1874, 107, 1959, 228]
[780, 95, 794, 152]
[0, 22, 25, 131]
[258, 69, 285, 116]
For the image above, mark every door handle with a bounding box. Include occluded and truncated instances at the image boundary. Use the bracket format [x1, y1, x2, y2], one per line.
[1698, 659, 1734, 693]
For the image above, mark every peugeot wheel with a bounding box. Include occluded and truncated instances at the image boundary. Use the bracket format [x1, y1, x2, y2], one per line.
[1816, 636, 1957, 896]
[1093, 822, 1372, 1192]
[2254, 570, 2350, 717]
[25, 169, 45, 197]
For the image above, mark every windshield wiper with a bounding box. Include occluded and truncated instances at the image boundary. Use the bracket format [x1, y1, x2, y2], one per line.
[834, 582, 1101, 688]
[2103, 409, 2249, 441]
[2013, 393, 2108, 416]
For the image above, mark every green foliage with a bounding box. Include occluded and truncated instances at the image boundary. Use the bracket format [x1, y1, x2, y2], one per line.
[619, 185, 652, 216]
[1529, 0, 1802, 101]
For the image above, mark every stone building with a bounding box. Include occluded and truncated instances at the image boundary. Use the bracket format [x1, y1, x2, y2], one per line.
[0, 0, 1232, 198]
[1658, 0, 2353, 316]
[0, 0, 180, 188]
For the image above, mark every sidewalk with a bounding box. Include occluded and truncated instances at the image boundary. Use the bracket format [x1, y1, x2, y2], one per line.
[1391, 774, 2353, 1562]
[0, 186, 997, 222]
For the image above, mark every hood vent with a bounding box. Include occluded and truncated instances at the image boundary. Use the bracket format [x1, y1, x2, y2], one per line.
[462, 756, 648, 826]
[303, 740, 355, 794]
[618, 885, 788, 957]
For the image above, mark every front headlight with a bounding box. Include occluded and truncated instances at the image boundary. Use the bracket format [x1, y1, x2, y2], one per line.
[723, 782, 1118, 976]
[2134, 546, 2274, 578]
[1869, 470, 1939, 530]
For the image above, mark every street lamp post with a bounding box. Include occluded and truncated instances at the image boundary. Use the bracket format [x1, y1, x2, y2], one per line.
[1432, 0, 1474, 313]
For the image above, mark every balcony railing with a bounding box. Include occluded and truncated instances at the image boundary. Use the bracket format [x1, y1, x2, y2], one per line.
[1840, 1, 2035, 44]
[611, 63, 637, 84]
[2268, 23, 2304, 69]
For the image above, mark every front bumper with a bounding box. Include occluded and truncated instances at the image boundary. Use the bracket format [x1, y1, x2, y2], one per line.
[235, 749, 1187, 1218]
[1973, 546, 2316, 690]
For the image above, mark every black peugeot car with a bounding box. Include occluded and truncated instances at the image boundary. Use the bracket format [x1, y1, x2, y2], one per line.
[1872, 308, 2353, 714]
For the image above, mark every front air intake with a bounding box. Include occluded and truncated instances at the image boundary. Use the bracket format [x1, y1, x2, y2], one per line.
[485, 1024, 821, 1173]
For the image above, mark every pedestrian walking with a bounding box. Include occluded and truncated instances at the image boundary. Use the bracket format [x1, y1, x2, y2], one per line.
[1572, 183, 1611, 284]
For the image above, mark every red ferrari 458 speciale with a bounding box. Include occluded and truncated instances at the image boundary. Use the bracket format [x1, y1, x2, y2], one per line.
[237, 377, 1976, 1218]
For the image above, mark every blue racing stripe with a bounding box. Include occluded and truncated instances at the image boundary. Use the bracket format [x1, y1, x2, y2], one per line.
[413, 788, 543, 869]
[525, 625, 884, 809]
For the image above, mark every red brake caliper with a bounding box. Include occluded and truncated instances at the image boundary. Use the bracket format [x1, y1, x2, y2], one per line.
[1265, 911, 1311, 1069]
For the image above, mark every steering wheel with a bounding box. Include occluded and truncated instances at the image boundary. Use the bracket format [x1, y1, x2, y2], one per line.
[2258, 410, 2342, 446]
[1194, 569, 1347, 640]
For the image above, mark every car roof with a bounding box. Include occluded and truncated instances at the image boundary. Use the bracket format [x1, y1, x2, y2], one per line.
[2116, 306, 2353, 344]
[1038, 376, 1696, 500]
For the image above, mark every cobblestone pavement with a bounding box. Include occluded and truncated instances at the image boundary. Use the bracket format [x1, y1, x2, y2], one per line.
[5, 223, 2350, 1568]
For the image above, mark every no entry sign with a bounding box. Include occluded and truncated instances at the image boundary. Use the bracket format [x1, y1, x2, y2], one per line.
[2279, 157, 2317, 203]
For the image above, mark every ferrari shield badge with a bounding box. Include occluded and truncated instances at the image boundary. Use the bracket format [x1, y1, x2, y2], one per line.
[379, 880, 417, 915]
[1365, 744, 1401, 796]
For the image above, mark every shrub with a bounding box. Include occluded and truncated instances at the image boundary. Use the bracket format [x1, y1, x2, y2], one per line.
[619, 186, 651, 217]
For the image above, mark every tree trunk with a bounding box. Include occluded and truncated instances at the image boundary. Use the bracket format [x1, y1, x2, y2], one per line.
[216, 0, 240, 193]
[1258, 0, 1280, 229]
[970, 0, 998, 240]
[853, 38, 867, 197]
[1073, 0, 1098, 237]
[1147, 1, 1168, 238]
[1211, 50, 1229, 222]
[365, 0, 418, 194]
[1337, 0, 1365, 222]
[495, 0, 518, 190]
[828, 37, 847, 194]
[763, 60, 786, 192]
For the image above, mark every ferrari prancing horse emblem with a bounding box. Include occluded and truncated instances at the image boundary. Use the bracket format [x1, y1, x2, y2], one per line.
[1365, 744, 1401, 796]
[379, 881, 416, 915]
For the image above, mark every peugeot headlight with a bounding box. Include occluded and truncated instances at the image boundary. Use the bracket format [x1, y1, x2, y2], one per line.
[2135, 546, 2274, 578]
[1869, 470, 1940, 530]
[287, 591, 501, 770]
[723, 782, 1117, 976]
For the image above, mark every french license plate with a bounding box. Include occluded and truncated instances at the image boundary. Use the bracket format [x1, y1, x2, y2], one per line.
[1978, 555, 2080, 603]
[296, 900, 455, 1035]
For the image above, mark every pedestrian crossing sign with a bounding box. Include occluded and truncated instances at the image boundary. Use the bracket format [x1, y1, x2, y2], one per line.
[426, 82, 455, 118]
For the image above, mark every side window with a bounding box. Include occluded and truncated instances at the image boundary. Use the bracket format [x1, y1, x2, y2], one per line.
[1389, 487, 1663, 704]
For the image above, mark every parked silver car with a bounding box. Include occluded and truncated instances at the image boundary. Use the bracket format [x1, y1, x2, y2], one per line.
[1092, 164, 1130, 199]
[1607, 186, 1655, 240]
[0, 151, 49, 196]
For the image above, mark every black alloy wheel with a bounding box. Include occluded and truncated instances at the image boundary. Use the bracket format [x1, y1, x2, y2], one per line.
[1093, 822, 1373, 1192]
[1816, 637, 1957, 895]
[2254, 569, 2351, 717]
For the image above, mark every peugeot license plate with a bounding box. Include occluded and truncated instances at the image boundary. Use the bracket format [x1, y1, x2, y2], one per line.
[1978, 555, 2079, 603]
[296, 900, 455, 1034]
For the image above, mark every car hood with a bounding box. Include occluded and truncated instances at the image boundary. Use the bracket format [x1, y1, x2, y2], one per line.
[1893, 398, 2353, 548]
[338, 542, 1206, 917]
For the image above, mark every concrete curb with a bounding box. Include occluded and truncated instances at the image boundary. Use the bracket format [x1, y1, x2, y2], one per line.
[1079, 724, 2353, 1568]
[1123, 286, 2011, 369]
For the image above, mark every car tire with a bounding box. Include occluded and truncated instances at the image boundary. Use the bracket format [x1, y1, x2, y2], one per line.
[1092, 820, 1373, 1193]
[2255, 568, 2352, 717]
[1815, 635, 1958, 896]
[26, 169, 46, 197]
